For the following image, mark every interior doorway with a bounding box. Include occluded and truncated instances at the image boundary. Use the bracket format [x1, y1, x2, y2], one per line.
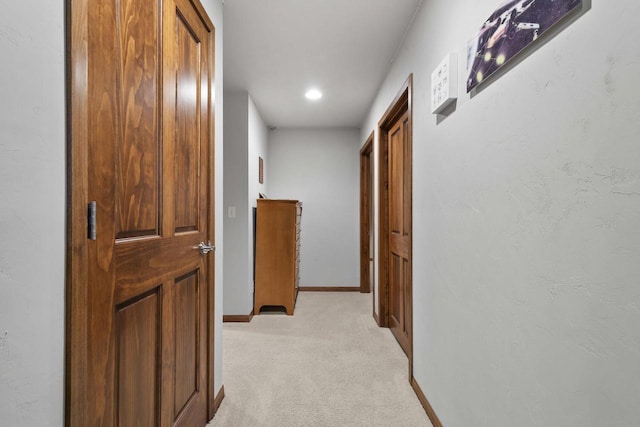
[360, 132, 375, 296]
[377, 75, 413, 377]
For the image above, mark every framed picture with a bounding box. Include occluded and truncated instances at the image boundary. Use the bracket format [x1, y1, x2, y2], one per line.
[466, 0, 582, 92]
[259, 157, 264, 184]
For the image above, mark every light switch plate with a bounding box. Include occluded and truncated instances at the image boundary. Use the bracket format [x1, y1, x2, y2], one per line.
[431, 52, 458, 114]
[228, 206, 236, 218]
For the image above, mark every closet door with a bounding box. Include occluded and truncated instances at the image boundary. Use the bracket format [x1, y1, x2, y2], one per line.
[67, 0, 215, 425]
[388, 110, 411, 356]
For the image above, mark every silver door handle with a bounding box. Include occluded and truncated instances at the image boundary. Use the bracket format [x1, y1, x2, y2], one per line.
[197, 241, 215, 255]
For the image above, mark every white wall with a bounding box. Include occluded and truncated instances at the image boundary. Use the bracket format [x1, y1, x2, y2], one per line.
[201, 0, 225, 400]
[361, 1, 640, 426]
[268, 128, 360, 287]
[247, 95, 269, 295]
[223, 92, 268, 315]
[0, 1, 225, 424]
[223, 92, 251, 315]
[0, 2, 65, 425]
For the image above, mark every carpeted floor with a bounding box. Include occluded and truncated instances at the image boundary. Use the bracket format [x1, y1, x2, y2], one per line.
[208, 292, 433, 427]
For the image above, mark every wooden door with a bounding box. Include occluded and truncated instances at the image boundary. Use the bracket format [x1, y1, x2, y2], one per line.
[360, 134, 374, 294]
[368, 146, 375, 294]
[388, 111, 411, 355]
[67, 0, 215, 426]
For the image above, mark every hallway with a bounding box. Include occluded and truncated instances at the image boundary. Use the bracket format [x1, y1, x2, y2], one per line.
[3, 0, 640, 425]
[209, 292, 432, 427]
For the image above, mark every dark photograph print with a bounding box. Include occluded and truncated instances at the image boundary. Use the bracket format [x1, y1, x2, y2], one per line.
[466, 0, 582, 92]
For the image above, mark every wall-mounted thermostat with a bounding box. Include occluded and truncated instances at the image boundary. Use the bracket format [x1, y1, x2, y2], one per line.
[431, 52, 457, 114]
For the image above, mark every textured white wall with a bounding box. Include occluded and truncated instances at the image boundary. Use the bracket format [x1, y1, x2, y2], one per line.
[361, 1, 640, 426]
[0, 2, 66, 425]
[268, 128, 360, 287]
[201, 0, 225, 400]
[223, 92, 250, 315]
[247, 95, 269, 297]
[223, 93, 268, 315]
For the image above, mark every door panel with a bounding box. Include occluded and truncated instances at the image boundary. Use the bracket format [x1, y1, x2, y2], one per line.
[390, 253, 402, 327]
[403, 257, 410, 337]
[174, 12, 202, 233]
[403, 119, 411, 239]
[68, 0, 214, 425]
[117, 291, 160, 427]
[116, 0, 160, 239]
[388, 111, 411, 355]
[174, 271, 200, 417]
[390, 124, 403, 236]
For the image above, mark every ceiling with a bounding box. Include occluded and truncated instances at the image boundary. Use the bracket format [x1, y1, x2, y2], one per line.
[223, 0, 423, 128]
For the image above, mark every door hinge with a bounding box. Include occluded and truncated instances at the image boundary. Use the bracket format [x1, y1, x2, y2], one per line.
[88, 201, 97, 240]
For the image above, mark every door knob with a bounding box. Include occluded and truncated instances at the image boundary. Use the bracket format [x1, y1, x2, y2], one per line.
[197, 241, 215, 255]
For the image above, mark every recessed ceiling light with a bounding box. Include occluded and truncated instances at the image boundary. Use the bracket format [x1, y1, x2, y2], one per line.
[305, 89, 323, 101]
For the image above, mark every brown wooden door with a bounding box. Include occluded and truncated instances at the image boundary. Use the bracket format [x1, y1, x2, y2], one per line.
[388, 111, 411, 355]
[360, 136, 374, 294]
[368, 148, 375, 293]
[67, 0, 214, 426]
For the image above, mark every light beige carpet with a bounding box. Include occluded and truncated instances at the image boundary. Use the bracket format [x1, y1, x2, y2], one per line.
[208, 292, 433, 427]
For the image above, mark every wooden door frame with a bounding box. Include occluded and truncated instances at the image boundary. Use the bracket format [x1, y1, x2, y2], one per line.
[359, 132, 374, 294]
[377, 74, 413, 378]
[204, 19, 218, 421]
[64, 1, 217, 424]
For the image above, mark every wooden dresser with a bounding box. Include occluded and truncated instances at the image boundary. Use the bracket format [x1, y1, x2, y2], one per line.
[254, 199, 302, 315]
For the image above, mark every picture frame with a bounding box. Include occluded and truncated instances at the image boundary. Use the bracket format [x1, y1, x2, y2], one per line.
[466, 0, 582, 92]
